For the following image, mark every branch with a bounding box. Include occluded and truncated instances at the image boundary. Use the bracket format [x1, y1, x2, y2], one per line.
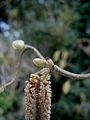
[0, 44, 45, 93]
[54, 65, 90, 80]
[25, 45, 45, 60]
[0, 77, 15, 93]
[24, 44, 90, 80]
[0, 50, 23, 93]
[22, 44, 90, 80]
[1, 41, 90, 93]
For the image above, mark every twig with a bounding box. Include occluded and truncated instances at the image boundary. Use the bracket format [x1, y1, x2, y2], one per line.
[25, 45, 45, 60]
[0, 78, 15, 93]
[54, 65, 90, 80]
[1, 43, 90, 93]
[25, 45, 90, 80]
[0, 50, 23, 93]
[0, 44, 45, 93]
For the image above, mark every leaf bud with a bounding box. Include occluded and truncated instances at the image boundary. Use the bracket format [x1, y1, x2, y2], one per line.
[47, 58, 54, 68]
[12, 40, 25, 51]
[33, 58, 46, 68]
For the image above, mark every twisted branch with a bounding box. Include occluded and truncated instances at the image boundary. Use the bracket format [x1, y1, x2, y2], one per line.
[25, 44, 90, 80]
[54, 65, 90, 80]
[1, 42, 90, 93]
[25, 45, 45, 60]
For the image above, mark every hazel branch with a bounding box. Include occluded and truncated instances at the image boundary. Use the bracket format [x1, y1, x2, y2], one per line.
[0, 42, 45, 93]
[54, 65, 90, 80]
[13, 40, 90, 80]
[0, 77, 15, 93]
[25, 45, 46, 60]
[1, 40, 90, 93]
[24, 44, 90, 80]
[0, 49, 23, 93]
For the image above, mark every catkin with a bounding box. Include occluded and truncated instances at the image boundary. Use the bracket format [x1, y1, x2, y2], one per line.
[25, 68, 51, 120]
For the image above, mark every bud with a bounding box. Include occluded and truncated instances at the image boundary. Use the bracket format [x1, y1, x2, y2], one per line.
[12, 40, 25, 51]
[47, 58, 54, 68]
[33, 58, 46, 68]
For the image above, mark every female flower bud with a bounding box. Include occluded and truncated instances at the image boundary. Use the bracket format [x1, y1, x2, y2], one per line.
[12, 40, 25, 51]
[47, 58, 54, 68]
[33, 58, 46, 68]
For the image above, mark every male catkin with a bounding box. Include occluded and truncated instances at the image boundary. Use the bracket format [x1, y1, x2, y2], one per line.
[25, 68, 51, 120]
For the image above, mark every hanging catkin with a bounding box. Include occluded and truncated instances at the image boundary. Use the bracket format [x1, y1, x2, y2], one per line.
[25, 68, 51, 120]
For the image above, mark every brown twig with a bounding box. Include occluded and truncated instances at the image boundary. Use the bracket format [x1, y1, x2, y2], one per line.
[0, 77, 15, 93]
[25, 45, 45, 60]
[0, 50, 23, 93]
[54, 65, 90, 80]
[1, 43, 90, 93]
[25, 44, 90, 80]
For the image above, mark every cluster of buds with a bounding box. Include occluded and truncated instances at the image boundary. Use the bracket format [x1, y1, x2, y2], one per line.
[33, 58, 54, 69]
[12, 40, 54, 69]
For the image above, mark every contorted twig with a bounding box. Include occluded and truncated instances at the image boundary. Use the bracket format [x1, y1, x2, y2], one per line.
[0, 49, 24, 93]
[25, 45, 45, 60]
[54, 65, 90, 80]
[1, 40, 90, 93]
[24, 44, 90, 80]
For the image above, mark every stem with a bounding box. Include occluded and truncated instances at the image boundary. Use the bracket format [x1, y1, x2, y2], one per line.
[54, 65, 90, 80]
[1, 43, 90, 93]
[25, 44, 90, 80]
[0, 74, 16, 93]
[25, 45, 45, 60]
[0, 50, 23, 93]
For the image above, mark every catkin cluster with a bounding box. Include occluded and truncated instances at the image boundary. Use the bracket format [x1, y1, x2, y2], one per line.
[25, 68, 51, 120]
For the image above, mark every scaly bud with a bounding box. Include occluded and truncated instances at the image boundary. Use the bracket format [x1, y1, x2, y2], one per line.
[33, 58, 46, 68]
[47, 58, 54, 68]
[12, 40, 25, 51]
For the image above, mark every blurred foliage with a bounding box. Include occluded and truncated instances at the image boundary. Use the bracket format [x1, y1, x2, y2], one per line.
[0, 0, 90, 120]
